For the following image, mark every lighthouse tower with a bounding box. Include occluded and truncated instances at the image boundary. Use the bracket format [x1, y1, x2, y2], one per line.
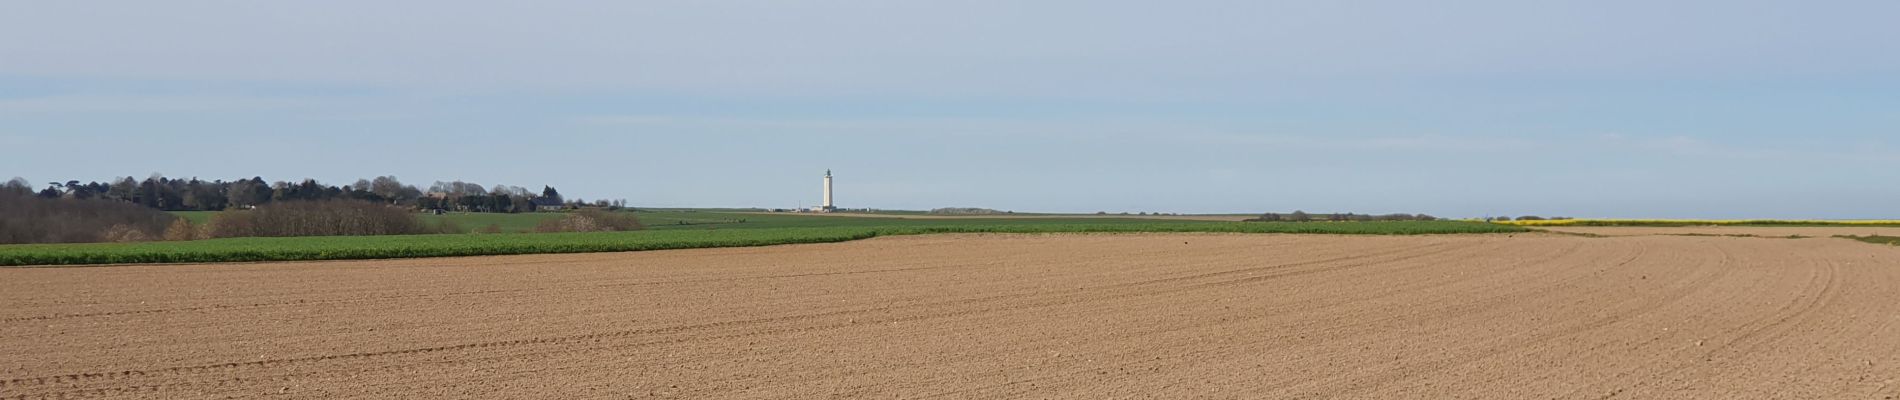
[821, 170, 835, 212]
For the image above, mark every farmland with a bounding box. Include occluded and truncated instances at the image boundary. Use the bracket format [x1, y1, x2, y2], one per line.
[4, 233, 1898, 398]
[169, 210, 1254, 233]
[1, 212, 1522, 266]
[1848, 235, 1900, 246]
[1538, 225, 1900, 238]
[1495, 218, 1900, 227]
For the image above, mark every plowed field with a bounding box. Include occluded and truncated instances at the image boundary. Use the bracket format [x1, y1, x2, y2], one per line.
[4, 233, 1899, 399]
[1541, 225, 1900, 238]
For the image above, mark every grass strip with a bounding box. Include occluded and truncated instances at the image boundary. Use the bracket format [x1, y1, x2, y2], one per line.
[1841, 235, 1900, 246]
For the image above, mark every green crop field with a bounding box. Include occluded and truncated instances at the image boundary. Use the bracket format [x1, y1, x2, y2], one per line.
[170, 211, 218, 224]
[0, 213, 1523, 266]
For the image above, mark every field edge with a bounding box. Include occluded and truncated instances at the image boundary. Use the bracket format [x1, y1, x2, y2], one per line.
[0, 222, 1523, 267]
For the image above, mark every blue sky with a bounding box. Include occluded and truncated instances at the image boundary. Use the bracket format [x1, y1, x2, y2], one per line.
[2, 1, 1896, 218]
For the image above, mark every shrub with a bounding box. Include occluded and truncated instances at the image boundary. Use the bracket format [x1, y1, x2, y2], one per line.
[0, 195, 174, 244]
[536, 215, 598, 233]
[535, 209, 644, 233]
[480, 223, 504, 234]
[206, 212, 259, 238]
[99, 224, 154, 242]
[206, 199, 429, 238]
[929, 207, 1006, 215]
[584, 209, 644, 231]
[163, 219, 200, 241]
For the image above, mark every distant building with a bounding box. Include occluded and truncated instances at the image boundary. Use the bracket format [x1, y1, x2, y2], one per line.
[530, 197, 565, 211]
[812, 170, 836, 213]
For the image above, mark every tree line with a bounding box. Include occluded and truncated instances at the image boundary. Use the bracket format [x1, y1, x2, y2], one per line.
[3, 175, 624, 213]
[0, 193, 175, 244]
[1, 175, 644, 244]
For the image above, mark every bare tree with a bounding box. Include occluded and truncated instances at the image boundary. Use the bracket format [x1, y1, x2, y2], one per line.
[2, 177, 30, 197]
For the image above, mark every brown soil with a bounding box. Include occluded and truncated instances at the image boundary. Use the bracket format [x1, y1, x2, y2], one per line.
[4, 234, 1899, 399]
[1541, 225, 1900, 238]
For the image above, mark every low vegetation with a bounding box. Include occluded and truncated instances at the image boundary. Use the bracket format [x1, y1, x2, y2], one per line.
[206, 199, 450, 238]
[177, 211, 565, 234]
[1843, 236, 1900, 246]
[929, 207, 1011, 215]
[0, 195, 479, 244]
[1248, 211, 1438, 222]
[0, 195, 176, 244]
[534, 209, 646, 233]
[0, 220, 1524, 266]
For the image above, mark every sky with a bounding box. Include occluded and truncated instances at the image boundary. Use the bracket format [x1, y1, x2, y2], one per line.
[1, 0, 1896, 218]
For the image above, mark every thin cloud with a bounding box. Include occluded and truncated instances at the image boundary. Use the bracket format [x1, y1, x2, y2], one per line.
[0, 94, 313, 114]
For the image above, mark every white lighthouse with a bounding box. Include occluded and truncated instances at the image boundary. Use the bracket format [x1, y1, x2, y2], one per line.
[820, 169, 836, 212]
